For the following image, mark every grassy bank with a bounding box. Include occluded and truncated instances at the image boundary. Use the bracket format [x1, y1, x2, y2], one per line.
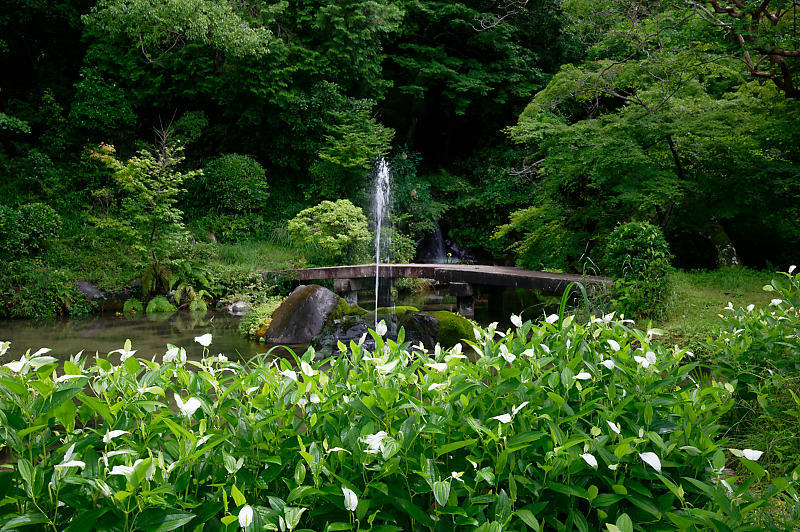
[653, 268, 775, 352]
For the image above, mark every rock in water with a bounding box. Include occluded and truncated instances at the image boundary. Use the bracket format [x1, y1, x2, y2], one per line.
[264, 285, 342, 344]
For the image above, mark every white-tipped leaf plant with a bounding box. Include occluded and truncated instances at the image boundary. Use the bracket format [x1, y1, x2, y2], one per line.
[0, 312, 798, 530]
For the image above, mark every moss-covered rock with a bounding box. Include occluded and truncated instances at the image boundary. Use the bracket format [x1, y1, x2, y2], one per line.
[375, 305, 419, 319]
[330, 298, 368, 320]
[427, 311, 475, 346]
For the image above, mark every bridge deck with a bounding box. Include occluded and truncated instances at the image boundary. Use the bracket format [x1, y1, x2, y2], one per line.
[265, 263, 610, 294]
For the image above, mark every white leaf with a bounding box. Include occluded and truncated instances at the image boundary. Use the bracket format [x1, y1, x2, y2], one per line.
[510, 314, 523, 328]
[540, 343, 551, 354]
[600, 359, 616, 370]
[574, 372, 592, 380]
[55, 460, 86, 470]
[581, 453, 598, 468]
[499, 345, 516, 364]
[359, 431, 387, 454]
[512, 402, 529, 416]
[491, 413, 512, 424]
[545, 313, 559, 324]
[280, 369, 298, 382]
[103, 430, 128, 443]
[606, 420, 621, 434]
[300, 361, 316, 376]
[375, 320, 388, 337]
[789, 265, 796, 274]
[194, 333, 213, 347]
[342, 487, 358, 512]
[238, 505, 254, 528]
[742, 449, 764, 461]
[639, 452, 662, 472]
[607, 339, 620, 352]
[426, 362, 448, 372]
[175, 393, 202, 418]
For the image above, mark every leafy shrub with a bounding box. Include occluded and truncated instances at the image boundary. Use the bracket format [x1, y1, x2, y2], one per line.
[0, 260, 92, 319]
[604, 222, 672, 317]
[202, 154, 269, 214]
[238, 296, 285, 339]
[1, 318, 797, 530]
[287, 199, 371, 265]
[0, 202, 61, 258]
[123, 297, 143, 315]
[196, 213, 268, 243]
[707, 269, 800, 474]
[145, 295, 177, 314]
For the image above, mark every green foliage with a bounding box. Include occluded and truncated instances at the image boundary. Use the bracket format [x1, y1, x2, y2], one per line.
[0, 260, 92, 320]
[84, 0, 274, 61]
[0, 203, 61, 259]
[201, 154, 269, 214]
[604, 222, 672, 318]
[287, 199, 371, 265]
[123, 297, 143, 315]
[69, 68, 136, 139]
[141, 263, 172, 299]
[238, 296, 285, 339]
[389, 149, 447, 241]
[1, 317, 798, 530]
[91, 140, 199, 265]
[706, 270, 800, 475]
[145, 295, 177, 314]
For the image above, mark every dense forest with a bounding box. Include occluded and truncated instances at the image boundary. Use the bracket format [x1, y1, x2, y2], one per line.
[1, 0, 799, 318]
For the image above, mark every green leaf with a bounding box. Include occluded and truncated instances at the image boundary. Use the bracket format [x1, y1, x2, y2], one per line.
[134, 509, 196, 532]
[616, 513, 633, 532]
[64, 508, 110, 532]
[231, 483, 247, 507]
[433, 480, 451, 507]
[435, 439, 477, 457]
[283, 506, 306, 530]
[516, 509, 541, 530]
[0, 513, 48, 531]
[392, 498, 433, 526]
[124, 355, 140, 376]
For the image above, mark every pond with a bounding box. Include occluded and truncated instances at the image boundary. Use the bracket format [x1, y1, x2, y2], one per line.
[0, 286, 558, 365]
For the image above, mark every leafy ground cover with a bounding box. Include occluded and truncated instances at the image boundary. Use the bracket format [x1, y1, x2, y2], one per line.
[653, 268, 775, 352]
[1, 303, 798, 530]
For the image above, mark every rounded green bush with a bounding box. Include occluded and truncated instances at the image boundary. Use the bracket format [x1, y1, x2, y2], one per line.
[604, 221, 671, 279]
[604, 222, 672, 317]
[0, 203, 61, 258]
[287, 199, 370, 265]
[203, 153, 269, 214]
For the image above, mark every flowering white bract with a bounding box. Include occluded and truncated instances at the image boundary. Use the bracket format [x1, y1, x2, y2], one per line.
[545, 313, 559, 324]
[600, 359, 616, 370]
[175, 393, 202, 418]
[375, 320, 388, 337]
[342, 487, 358, 512]
[634, 351, 657, 368]
[360, 431, 387, 454]
[280, 369, 298, 382]
[581, 453, 598, 468]
[491, 413, 512, 424]
[607, 339, 620, 352]
[499, 345, 516, 364]
[163, 345, 186, 365]
[790, 265, 796, 274]
[574, 372, 592, 380]
[239, 505, 254, 527]
[606, 420, 621, 434]
[742, 449, 764, 461]
[426, 362, 448, 372]
[540, 343, 551, 355]
[300, 361, 317, 376]
[770, 298, 783, 306]
[103, 430, 128, 443]
[110, 340, 136, 361]
[512, 402, 529, 416]
[639, 452, 662, 472]
[511, 314, 523, 328]
[194, 333, 213, 347]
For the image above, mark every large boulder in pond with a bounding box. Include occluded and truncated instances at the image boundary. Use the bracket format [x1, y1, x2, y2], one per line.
[264, 285, 342, 344]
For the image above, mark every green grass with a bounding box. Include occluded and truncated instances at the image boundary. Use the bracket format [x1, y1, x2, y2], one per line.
[653, 267, 774, 351]
[212, 240, 308, 272]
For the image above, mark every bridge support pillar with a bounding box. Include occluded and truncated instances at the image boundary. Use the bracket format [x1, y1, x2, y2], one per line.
[376, 277, 394, 308]
[450, 282, 474, 318]
[334, 278, 360, 306]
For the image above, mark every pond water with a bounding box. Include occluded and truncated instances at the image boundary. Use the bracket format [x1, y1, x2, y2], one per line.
[0, 286, 558, 365]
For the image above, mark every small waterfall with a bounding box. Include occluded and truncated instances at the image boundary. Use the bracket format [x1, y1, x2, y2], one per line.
[418, 221, 447, 263]
[373, 159, 392, 325]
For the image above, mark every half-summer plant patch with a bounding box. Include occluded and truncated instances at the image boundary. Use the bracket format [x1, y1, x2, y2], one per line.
[0, 313, 798, 530]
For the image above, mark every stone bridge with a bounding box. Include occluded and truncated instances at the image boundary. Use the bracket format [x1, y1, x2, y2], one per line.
[264, 263, 610, 318]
